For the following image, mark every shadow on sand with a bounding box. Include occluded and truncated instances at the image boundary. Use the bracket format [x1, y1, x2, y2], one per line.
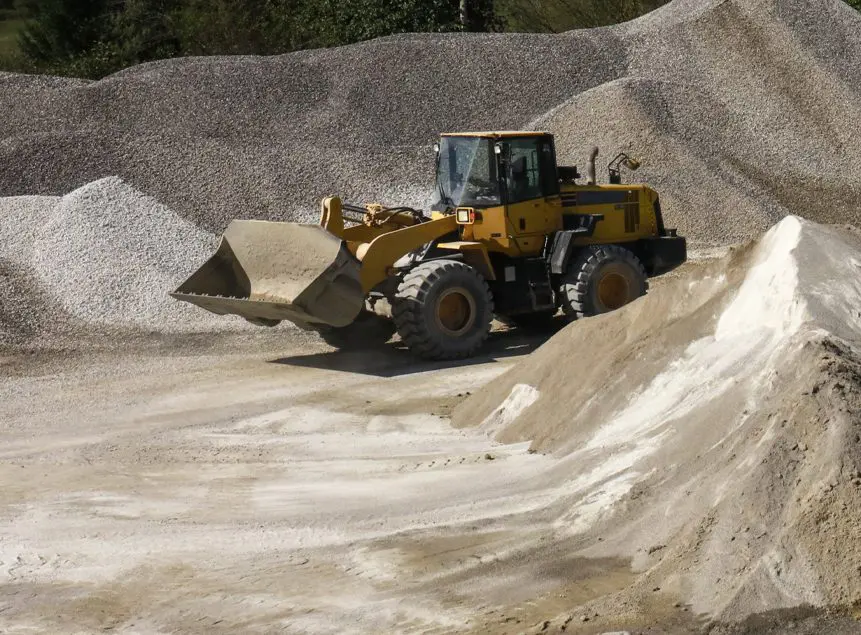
[269, 320, 566, 378]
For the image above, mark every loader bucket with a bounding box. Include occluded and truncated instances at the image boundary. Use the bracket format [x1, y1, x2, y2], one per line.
[171, 220, 365, 329]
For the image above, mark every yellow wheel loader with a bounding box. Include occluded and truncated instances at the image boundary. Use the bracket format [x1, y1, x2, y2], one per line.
[172, 131, 686, 359]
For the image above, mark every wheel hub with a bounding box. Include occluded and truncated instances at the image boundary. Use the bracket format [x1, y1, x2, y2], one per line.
[597, 272, 630, 311]
[435, 288, 476, 336]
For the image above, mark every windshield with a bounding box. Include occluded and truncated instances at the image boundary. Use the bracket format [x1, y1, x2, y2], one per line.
[434, 136, 501, 208]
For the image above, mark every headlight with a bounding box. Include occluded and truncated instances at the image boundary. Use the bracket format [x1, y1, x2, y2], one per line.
[456, 208, 474, 224]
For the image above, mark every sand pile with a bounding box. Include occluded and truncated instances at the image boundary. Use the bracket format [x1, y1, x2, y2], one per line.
[453, 216, 861, 620]
[1, 0, 860, 243]
[0, 178, 243, 345]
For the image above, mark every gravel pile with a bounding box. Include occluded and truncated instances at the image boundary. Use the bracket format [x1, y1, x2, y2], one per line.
[0, 258, 60, 346]
[0, 178, 244, 344]
[540, 0, 861, 243]
[2, 0, 858, 244]
[0, 195, 65, 345]
[0, 32, 624, 233]
[454, 216, 861, 620]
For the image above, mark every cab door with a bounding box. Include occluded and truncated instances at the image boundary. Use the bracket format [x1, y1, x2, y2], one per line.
[501, 137, 563, 256]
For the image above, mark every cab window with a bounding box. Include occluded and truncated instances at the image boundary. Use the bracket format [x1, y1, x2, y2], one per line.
[434, 136, 501, 209]
[504, 137, 558, 203]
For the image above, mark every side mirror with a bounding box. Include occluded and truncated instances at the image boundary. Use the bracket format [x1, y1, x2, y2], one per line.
[433, 143, 440, 154]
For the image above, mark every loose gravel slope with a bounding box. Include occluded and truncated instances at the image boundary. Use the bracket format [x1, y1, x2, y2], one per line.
[0, 178, 246, 345]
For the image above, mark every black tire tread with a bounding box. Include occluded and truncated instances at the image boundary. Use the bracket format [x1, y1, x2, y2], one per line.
[560, 245, 648, 319]
[391, 260, 493, 360]
[317, 310, 396, 350]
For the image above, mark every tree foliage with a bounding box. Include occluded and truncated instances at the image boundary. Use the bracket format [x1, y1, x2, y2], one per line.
[168, 0, 287, 55]
[309, 0, 454, 46]
[1, 0, 673, 79]
[16, 0, 114, 62]
[500, 0, 665, 32]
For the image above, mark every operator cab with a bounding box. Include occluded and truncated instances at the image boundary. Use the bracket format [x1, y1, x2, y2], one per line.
[431, 132, 560, 212]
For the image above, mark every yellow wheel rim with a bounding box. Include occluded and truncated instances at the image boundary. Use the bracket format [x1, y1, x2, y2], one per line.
[435, 288, 476, 336]
[597, 272, 631, 311]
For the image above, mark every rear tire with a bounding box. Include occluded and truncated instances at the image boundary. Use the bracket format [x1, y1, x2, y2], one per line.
[560, 245, 647, 319]
[392, 260, 493, 360]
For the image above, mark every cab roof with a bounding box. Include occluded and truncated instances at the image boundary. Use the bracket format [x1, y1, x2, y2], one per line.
[441, 131, 551, 138]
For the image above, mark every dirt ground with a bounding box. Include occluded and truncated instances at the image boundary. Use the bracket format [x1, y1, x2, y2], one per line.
[5, 242, 861, 633]
[0, 328, 610, 633]
[4, 327, 861, 634]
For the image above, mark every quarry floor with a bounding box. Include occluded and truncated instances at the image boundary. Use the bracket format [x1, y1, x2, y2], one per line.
[0, 327, 705, 634]
[1, 324, 858, 634]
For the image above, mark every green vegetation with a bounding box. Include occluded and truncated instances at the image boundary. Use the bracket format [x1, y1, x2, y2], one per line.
[0, 0, 22, 56]
[1, 0, 505, 77]
[500, 0, 665, 31]
[0, 16, 23, 50]
[45, 0, 861, 80]
[0, 15, 23, 72]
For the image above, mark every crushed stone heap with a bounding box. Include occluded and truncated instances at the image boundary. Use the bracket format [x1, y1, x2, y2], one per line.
[454, 215, 861, 620]
[1, 0, 860, 244]
[0, 177, 246, 345]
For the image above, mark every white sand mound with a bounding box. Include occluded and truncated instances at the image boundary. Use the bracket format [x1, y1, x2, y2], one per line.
[0, 178, 244, 342]
[454, 216, 861, 620]
[1, 0, 860, 243]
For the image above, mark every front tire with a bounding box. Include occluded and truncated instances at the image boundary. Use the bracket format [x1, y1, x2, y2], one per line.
[392, 260, 494, 360]
[315, 310, 396, 350]
[560, 245, 647, 319]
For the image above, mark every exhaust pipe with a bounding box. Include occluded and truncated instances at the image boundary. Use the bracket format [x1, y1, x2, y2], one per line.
[586, 147, 599, 186]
